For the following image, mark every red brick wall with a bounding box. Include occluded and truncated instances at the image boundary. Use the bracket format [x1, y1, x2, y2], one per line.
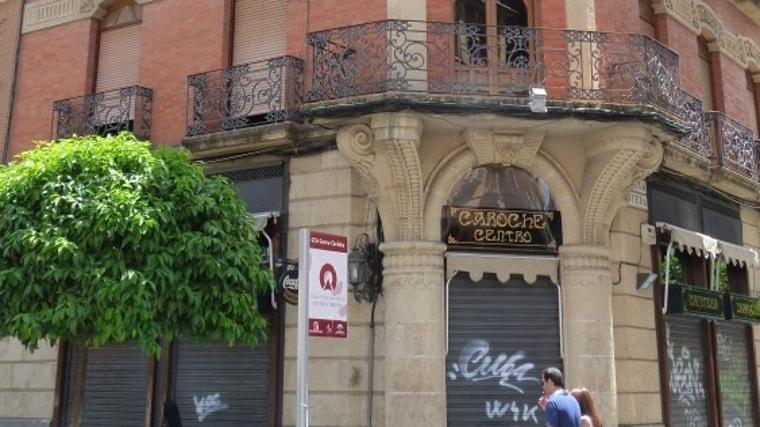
[656, 1, 760, 133]
[595, 0, 638, 33]
[721, 57, 757, 132]
[138, 0, 232, 145]
[287, 0, 387, 58]
[0, 0, 23, 160]
[8, 19, 98, 159]
[8, 0, 232, 154]
[709, 0, 760, 48]
[658, 18, 701, 101]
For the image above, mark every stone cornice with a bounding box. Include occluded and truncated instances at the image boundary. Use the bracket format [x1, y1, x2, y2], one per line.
[653, 0, 760, 73]
[22, 0, 158, 34]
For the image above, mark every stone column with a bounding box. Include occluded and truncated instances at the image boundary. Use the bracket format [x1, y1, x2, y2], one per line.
[380, 241, 447, 427]
[559, 245, 618, 426]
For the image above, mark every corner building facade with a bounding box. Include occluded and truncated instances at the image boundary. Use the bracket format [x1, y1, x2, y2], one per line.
[4, 0, 760, 426]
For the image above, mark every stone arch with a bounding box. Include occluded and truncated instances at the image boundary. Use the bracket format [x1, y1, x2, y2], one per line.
[694, 3, 722, 45]
[423, 145, 582, 244]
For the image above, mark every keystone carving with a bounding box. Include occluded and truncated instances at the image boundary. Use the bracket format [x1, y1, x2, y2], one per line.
[463, 129, 545, 167]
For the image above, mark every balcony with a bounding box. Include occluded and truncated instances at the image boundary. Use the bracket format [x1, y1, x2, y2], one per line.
[676, 93, 759, 180]
[186, 56, 304, 137]
[305, 20, 687, 124]
[52, 86, 153, 140]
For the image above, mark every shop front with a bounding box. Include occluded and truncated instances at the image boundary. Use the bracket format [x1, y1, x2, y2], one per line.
[650, 176, 760, 427]
[441, 166, 563, 426]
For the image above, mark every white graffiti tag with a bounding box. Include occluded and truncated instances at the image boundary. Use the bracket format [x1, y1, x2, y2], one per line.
[193, 393, 229, 422]
[485, 400, 539, 423]
[716, 332, 733, 363]
[447, 339, 539, 393]
[667, 326, 707, 427]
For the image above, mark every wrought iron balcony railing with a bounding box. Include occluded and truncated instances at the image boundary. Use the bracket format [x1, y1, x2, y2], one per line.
[306, 20, 684, 120]
[186, 56, 304, 137]
[705, 111, 759, 179]
[52, 86, 153, 140]
[675, 92, 759, 180]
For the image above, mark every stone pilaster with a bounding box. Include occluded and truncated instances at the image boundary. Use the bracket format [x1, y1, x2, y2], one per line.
[559, 245, 618, 427]
[379, 241, 446, 427]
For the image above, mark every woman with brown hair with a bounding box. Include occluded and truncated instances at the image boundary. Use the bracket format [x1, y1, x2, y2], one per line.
[571, 388, 603, 427]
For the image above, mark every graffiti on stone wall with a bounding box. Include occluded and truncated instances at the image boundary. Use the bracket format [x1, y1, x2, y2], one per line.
[447, 339, 541, 423]
[667, 325, 707, 427]
[193, 393, 229, 422]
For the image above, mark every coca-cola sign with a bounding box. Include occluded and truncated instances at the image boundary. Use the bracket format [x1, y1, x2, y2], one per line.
[279, 265, 299, 305]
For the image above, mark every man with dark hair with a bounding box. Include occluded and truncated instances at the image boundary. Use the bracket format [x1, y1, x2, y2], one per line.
[538, 367, 581, 427]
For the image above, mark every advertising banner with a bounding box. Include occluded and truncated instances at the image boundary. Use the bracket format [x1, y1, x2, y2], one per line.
[308, 231, 348, 338]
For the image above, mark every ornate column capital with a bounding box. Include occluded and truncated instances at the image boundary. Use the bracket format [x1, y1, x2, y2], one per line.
[580, 124, 663, 245]
[336, 113, 425, 242]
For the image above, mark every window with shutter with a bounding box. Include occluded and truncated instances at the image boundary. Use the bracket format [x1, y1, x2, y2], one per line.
[96, 3, 142, 93]
[232, 0, 287, 66]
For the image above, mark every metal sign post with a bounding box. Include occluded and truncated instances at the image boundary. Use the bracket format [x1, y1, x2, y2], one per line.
[296, 228, 310, 427]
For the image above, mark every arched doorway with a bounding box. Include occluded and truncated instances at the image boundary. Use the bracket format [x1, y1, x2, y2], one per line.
[443, 165, 563, 426]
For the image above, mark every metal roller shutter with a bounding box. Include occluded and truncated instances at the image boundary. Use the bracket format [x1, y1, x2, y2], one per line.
[172, 340, 271, 426]
[96, 24, 142, 93]
[233, 0, 287, 66]
[447, 273, 561, 426]
[60, 345, 80, 427]
[666, 316, 710, 427]
[716, 321, 755, 427]
[80, 343, 150, 427]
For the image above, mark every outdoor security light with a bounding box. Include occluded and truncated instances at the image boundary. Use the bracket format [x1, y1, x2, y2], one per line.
[636, 272, 658, 291]
[529, 86, 547, 113]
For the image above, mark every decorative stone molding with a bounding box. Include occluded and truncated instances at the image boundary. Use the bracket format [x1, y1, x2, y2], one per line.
[22, 0, 159, 33]
[581, 125, 662, 245]
[336, 123, 379, 197]
[653, 0, 760, 72]
[376, 114, 424, 242]
[380, 241, 446, 279]
[336, 113, 425, 242]
[462, 129, 545, 167]
[559, 245, 611, 272]
[626, 180, 648, 210]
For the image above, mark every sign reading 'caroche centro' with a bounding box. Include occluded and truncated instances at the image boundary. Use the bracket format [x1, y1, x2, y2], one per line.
[442, 206, 562, 252]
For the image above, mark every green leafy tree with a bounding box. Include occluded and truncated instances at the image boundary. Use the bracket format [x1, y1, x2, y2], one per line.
[0, 133, 272, 356]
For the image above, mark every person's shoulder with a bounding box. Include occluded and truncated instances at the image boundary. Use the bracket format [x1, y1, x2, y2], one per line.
[551, 390, 575, 403]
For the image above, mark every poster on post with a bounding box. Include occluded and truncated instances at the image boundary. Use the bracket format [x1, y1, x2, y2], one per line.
[308, 231, 348, 338]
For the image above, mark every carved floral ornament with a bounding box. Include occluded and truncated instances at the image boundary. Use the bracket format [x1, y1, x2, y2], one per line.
[653, 0, 760, 72]
[22, 0, 157, 33]
[463, 130, 545, 168]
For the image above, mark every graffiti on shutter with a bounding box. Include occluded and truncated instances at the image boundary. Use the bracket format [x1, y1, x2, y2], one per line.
[446, 273, 561, 426]
[716, 322, 755, 427]
[667, 317, 709, 427]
